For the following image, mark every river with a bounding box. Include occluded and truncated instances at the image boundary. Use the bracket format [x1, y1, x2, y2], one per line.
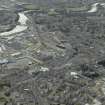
[0, 12, 28, 36]
[1, 2, 105, 36]
[88, 2, 105, 13]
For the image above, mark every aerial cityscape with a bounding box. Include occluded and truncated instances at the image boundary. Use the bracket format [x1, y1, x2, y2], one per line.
[0, 0, 105, 105]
